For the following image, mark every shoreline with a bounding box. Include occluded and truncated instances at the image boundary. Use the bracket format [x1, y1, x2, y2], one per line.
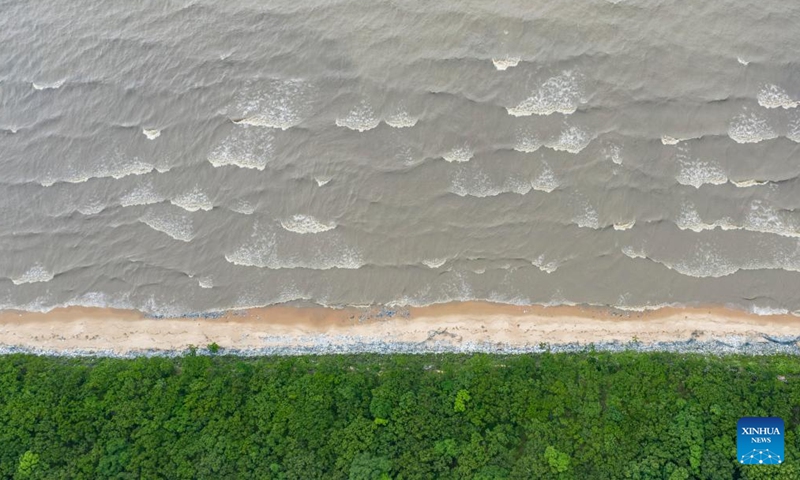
[1, 302, 799, 357]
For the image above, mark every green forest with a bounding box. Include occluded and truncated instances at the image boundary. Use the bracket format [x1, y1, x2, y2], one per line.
[0, 352, 798, 479]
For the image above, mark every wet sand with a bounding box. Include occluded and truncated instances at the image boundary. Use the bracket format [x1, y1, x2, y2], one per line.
[1, 302, 799, 355]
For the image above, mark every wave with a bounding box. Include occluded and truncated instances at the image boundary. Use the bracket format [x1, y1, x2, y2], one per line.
[573, 200, 600, 229]
[731, 179, 768, 188]
[422, 258, 448, 268]
[198, 277, 213, 289]
[11, 265, 54, 285]
[728, 110, 778, 144]
[170, 187, 213, 212]
[513, 129, 541, 153]
[492, 56, 520, 71]
[545, 125, 591, 153]
[450, 165, 557, 197]
[231, 199, 255, 215]
[335, 101, 380, 132]
[442, 145, 473, 163]
[757, 84, 797, 109]
[225, 222, 362, 269]
[603, 143, 622, 165]
[230, 79, 313, 130]
[142, 128, 161, 140]
[788, 113, 800, 143]
[613, 220, 635, 230]
[531, 254, 559, 273]
[506, 71, 584, 116]
[315, 177, 331, 187]
[675, 147, 728, 188]
[661, 136, 681, 145]
[280, 214, 337, 234]
[675, 200, 799, 238]
[139, 209, 194, 242]
[77, 200, 105, 216]
[737, 57, 749, 66]
[32, 80, 65, 90]
[385, 110, 418, 128]
[39, 160, 156, 187]
[208, 125, 273, 171]
[120, 181, 163, 207]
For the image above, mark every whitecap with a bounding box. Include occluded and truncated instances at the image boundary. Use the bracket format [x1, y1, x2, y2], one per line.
[622, 246, 646, 259]
[143, 128, 161, 140]
[231, 199, 255, 215]
[77, 200, 105, 215]
[492, 56, 520, 71]
[728, 111, 778, 143]
[450, 168, 537, 197]
[613, 220, 635, 231]
[140, 209, 194, 242]
[32, 79, 65, 90]
[744, 199, 800, 238]
[225, 222, 362, 269]
[787, 114, 800, 143]
[170, 187, 213, 212]
[12, 265, 55, 285]
[750, 305, 789, 316]
[442, 145, 473, 163]
[737, 57, 749, 66]
[532, 254, 559, 273]
[231, 79, 313, 130]
[675, 148, 728, 188]
[573, 200, 600, 229]
[757, 84, 797, 109]
[545, 125, 591, 153]
[731, 179, 768, 188]
[315, 177, 331, 187]
[120, 182, 163, 207]
[208, 125, 274, 170]
[507, 71, 583, 116]
[39, 160, 155, 187]
[385, 110, 418, 128]
[513, 129, 541, 153]
[661, 136, 681, 145]
[532, 163, 559, 193]
[675, 202, 736, 232]
[280, 214, 337, 234]
[198, 277, 213, 289]
[335, 101, 380, 132]
[603, 143, 623, 164]
[422, 258, 447, 268]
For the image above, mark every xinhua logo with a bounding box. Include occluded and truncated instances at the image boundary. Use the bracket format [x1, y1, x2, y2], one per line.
[737, 417, 784, 465]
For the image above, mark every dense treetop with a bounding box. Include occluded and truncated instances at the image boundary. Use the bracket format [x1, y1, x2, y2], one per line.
[0, 352, 798, 479]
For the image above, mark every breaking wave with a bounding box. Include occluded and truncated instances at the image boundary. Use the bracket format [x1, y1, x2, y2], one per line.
[335, 101, 380, 132]
[208, 125, 274, 170]
[492, 56, 520, 71]
[507, 71, 584, 116]
[728, 110, 778, 143]
[139, 208, 195, 242]
[170, 187, 213, 212]
[12, 265, 54, 285]
[280, 214, 337, 234]
[442, 145, 474, 163]
[757, 84, 797, 109]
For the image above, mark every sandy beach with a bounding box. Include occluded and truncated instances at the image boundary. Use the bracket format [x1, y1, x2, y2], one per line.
[1, 302, 799, 356]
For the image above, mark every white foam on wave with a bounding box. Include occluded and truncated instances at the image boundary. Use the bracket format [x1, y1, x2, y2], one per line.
[744, 199, 800, 238]
[280, 214, 337, 234]
[232, 79, 313, 130]
[78, 200, 105, 215]
[443, 145, 474, 163]
[513, 129, 541, 153]
[170, 187, 213, 212]
[139, 209, 194, 242]
[208, 125, 274, 171]
[728, 110, 778, 143]
[32, 79, 65, 90]
[335, 101, 380, 132]
[675, 201, 736, 232]
[675, 148, 728, 188]
[545, 125, 591, 153]
[39, 159, 156, 187]
[573, 199, 600, 229]
[225, 221, 362, 270]
[613, 220, 635, 230]
[532, 254, 559, 273]
[621, 246, 646, 260]
[787, 113, 800, 143]
[492, 56, 520, 71]
[737, 57, 749, 66]
[385, 110, 418, 128]
[231, 199, 255, 215]
[532, 163, 559, 193]
[750, 305, 789, 316]
[198, 277, 213, 289]
[661, 136, 681, 145]
[603, 143, 623, 164]
[422, 258, 448, 269]
[450, 168, 543, 197]
[120, 181, 162, 207]
[315, 177, 331, 187]
[757, 84, 797, 109]
[11, 264, 55, 285]
[143, 129, 161, 140]
[731, 179, 768, 188]
[507, 71, 584, 116]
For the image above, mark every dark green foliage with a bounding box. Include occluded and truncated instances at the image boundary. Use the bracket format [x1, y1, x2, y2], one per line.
[0, 353, 798, 478]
